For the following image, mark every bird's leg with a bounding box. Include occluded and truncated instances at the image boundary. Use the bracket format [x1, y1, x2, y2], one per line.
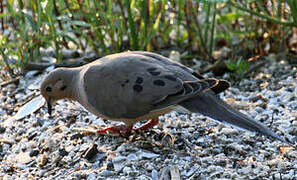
[134, 118, 159, 132]
[75, 119, 158, 136]
[97, 125, 133, 135]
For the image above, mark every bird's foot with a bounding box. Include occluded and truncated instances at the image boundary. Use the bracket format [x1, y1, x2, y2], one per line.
[77, 119, 159, 136]
[134, 119, 159, 133]
[97, 125, 133, 135]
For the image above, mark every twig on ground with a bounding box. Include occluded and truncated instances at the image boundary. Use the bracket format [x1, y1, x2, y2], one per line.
[0, 76, 21, 88]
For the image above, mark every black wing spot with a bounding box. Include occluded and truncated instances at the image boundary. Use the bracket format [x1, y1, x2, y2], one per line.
[149, 71, 161, 76]
[147, 67, 157, 72]
[164, 75, 177, 82]
[135, 77, 143, 84]
[153, 80, 165, 86]
[121, 79, 130, 87]
[133, 85, 143, 92]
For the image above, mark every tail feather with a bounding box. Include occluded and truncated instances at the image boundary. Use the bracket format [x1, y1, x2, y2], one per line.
[179, 91, 292, 145]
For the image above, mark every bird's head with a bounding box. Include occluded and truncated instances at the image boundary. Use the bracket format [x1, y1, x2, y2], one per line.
[40, 68, 73, 116]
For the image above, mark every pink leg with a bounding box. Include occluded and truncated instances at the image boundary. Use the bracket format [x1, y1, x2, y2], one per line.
[97, 125, 133, 135]
[134, 119, 159, 132]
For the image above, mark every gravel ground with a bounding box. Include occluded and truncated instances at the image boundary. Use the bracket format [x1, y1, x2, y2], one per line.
[0, 56, 296, 180]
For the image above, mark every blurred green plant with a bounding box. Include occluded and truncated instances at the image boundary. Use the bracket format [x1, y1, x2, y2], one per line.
[226, 0, 297, 55]
[0, 0, 216, 75]
[0, 0, 296, 79]
[226, 57, 250, 79]
[287, 0, 297, 26]
[181, 1, 218, 60]
[228, 0, 295, 26]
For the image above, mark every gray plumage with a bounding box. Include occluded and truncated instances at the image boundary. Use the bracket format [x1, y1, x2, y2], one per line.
[40, 51, 291, 145]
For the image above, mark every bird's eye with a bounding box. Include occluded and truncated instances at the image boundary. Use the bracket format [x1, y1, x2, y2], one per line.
[45, 86, 52, 92]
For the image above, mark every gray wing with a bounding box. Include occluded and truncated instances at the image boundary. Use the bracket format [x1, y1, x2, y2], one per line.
[128, 52, 289, 144]
[128, 51, 231, 94]
[82, 53, 218, 119]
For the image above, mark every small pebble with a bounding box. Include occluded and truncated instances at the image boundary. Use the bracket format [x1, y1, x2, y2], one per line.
[123, 167, 132, 175]
[151, 169, 158, 180]
[83, 144, 99, 161]
[112, 156, 128, 172]
[0, 126, 5, 134]
[59, 148, 68, 157]
[98, 170, 114, 177]
[29, 149, 39, 157]
[87, 172, 97, 180]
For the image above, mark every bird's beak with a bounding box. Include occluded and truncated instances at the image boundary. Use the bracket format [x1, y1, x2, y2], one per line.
[47, 98, 52, 116]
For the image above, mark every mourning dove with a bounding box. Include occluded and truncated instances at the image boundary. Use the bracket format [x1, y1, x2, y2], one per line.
[40, 51, 289, 144]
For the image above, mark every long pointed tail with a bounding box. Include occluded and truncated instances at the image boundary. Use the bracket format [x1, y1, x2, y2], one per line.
[179, 91, 292, 145]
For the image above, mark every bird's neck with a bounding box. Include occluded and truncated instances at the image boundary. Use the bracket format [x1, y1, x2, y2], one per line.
[64, 67, 81, 101]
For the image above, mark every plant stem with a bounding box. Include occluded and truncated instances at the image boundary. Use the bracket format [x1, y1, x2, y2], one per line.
[184, 1, 193, 52]
[0, 1, 4, 33]
[0, 47, 14, 78]
[228, 0, 295, 27]
[204, 3, 211, 48]
[209, 2, 217, 59]
[126, 0, 138, 50]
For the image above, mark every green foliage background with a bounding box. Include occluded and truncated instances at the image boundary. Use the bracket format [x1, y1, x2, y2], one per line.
[0, 0, 296, 77]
